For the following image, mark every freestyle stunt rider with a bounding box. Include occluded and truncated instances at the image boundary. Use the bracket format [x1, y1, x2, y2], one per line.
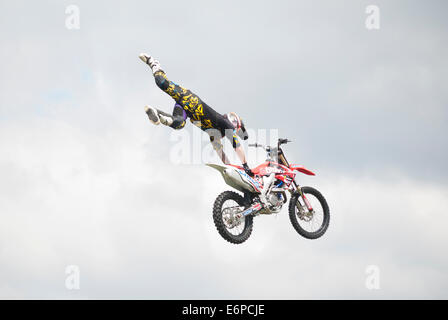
[139, 53, 254, 176]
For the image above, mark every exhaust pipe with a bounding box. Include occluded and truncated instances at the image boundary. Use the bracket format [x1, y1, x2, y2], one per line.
[240, 202, 263, 217]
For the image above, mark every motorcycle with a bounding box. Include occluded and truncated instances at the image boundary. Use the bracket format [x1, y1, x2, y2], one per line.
[207, 138, 330, 244]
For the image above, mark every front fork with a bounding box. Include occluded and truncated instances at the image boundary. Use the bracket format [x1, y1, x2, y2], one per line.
[292, 181, 313, 212]
[278, 149, 314, 212]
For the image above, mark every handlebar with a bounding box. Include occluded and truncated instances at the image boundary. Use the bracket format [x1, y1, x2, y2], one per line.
[248, 138, 292, 149]
[248, 143, 262, 148]
[278, 138, 292, 145]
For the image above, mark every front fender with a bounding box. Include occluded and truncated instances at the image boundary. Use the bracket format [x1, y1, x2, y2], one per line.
[290, 164, 316, 176]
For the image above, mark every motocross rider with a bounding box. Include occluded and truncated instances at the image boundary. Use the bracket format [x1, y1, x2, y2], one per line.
[139, 53, 254, 177]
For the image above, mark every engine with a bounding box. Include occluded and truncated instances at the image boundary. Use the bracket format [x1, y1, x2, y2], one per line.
[265, 192, 285, 213]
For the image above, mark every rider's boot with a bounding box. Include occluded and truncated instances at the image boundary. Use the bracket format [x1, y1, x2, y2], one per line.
[144, 106, 160, 125]
[144, 106, 174, 127]
[139, 53, 164, 74]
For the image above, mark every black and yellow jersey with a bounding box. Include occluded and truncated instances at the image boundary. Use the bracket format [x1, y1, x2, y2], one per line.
[154, 71, 241, 150]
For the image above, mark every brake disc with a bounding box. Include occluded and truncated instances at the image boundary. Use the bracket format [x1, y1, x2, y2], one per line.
[298, 208, 314, 222]
[296, 201, 313, 222]
[222, 206, 244, 229]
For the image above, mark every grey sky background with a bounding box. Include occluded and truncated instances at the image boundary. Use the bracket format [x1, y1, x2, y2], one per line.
[0, 0, 447, 299]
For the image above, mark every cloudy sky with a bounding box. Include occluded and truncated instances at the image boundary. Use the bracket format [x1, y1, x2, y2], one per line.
[0, 0, 447, 299]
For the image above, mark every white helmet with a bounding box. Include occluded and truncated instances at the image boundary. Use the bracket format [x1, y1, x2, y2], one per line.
[227, 112, 242, 131]
[226, 112, 248, 140]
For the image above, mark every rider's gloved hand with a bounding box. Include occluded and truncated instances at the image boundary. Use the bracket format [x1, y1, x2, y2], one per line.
[242, 163, 254, 177]
[238, 120, 249, 140]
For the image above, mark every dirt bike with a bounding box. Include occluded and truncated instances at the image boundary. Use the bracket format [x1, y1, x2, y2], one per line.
[207, 138, 330, 244]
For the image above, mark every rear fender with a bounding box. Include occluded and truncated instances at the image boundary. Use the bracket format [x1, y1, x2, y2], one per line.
[206, 163, 262, 193]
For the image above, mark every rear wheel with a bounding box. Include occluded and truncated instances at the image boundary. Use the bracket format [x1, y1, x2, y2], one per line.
[213, 191, 253, 244]
[289, 186, 330, 239]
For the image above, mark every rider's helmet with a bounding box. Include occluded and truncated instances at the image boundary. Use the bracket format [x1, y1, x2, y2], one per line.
[226, 112, 248, 140]
[227, 112, 241, 130]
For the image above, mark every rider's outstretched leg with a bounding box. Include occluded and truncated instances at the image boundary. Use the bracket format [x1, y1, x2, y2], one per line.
[144, 104, 186, 130]
[139, 53, 193, 104]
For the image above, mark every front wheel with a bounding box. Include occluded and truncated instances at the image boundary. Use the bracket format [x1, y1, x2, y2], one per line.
[213, 191, 253, 244]
[289, 186, 330, 239]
